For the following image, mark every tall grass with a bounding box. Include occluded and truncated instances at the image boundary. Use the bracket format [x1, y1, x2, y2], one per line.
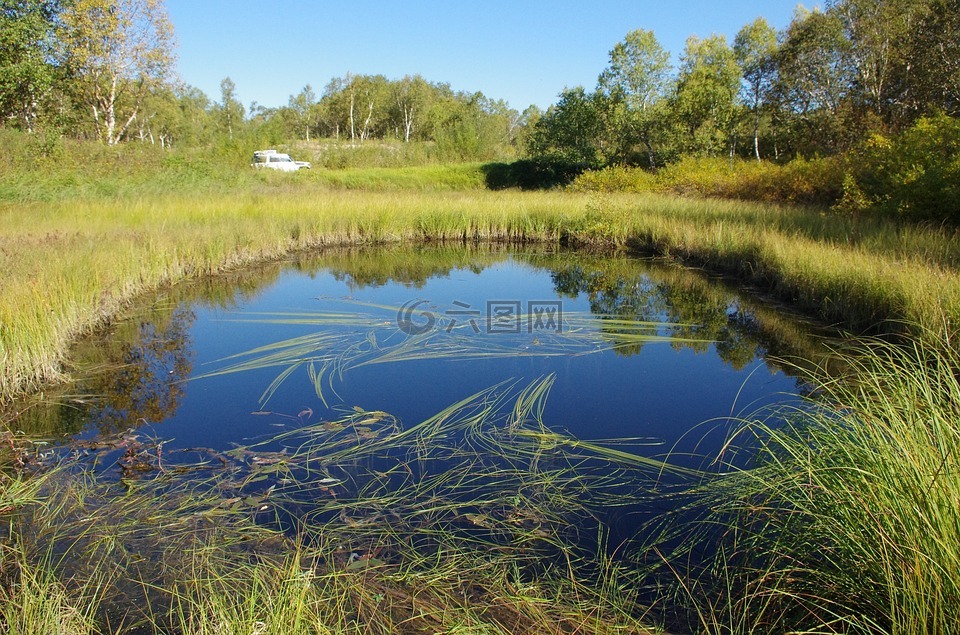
[307, 162, 487, 190]
[0, 560, 103, 635]
[1, 379, 664, 634]
[647, 328, 960, 633]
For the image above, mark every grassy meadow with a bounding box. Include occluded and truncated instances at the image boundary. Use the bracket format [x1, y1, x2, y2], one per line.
[2, 135, 960, 633]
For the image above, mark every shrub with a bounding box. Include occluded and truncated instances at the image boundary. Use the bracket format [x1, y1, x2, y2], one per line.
[853, 114, 960, 224]
[568, 165, 657, 193]
[569, 157, 844, 205]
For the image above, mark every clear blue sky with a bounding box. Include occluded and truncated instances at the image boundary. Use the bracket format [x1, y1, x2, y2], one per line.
[166, 1, 814, 112]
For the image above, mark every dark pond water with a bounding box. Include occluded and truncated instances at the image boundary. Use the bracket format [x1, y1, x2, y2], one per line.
[20, 245, 835, 549]
[28, 246, 828, 454]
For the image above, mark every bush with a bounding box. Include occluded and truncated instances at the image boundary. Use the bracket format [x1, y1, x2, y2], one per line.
[568, 165, 658, 193]
[853, 114, 960, 224]
[569, 157, 844, 205]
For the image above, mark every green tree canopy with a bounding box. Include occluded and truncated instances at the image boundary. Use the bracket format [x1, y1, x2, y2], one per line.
[0, 0, 59, 132]
[772, 8, 856, 154]
[672, 34, 742, 157]
[597, 29, 673, 167]
[527, 86, 605, 166]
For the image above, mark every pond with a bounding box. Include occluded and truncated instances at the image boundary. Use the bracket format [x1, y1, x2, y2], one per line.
[21, 245, 833, 537]
[6, 243, 853, 631]
[35, 246, 826, 434]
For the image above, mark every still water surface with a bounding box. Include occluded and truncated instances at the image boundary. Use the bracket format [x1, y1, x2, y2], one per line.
[32, 246, 829, 480]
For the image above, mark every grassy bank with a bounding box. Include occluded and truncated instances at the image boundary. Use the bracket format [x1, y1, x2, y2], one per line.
[648, 330, 960, 634]
[3, 175, 960, 403]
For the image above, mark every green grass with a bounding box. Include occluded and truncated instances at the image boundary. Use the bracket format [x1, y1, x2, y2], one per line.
[646, 329, 960, 633]
[308, 162, 488, 190]
[3, 136, 960, 632]
[1, 379, 663, 634]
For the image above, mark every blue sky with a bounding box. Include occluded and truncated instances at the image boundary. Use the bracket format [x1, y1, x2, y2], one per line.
[166, 1, 814, 112]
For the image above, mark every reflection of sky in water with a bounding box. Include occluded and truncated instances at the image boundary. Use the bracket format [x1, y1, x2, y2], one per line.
[126, 255, 809, 467]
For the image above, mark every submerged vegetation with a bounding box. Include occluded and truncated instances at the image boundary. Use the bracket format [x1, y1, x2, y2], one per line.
[3, 324, 960, 633]
[2, 378, 669, 634]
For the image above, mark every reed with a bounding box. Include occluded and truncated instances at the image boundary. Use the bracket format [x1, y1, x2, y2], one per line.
[648, 328, 960, 633]
[0, 557, 103, 635]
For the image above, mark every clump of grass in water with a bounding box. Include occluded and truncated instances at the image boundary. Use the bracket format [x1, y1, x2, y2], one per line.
[649, 327, 960, 634]
[2, 377, 676, 634]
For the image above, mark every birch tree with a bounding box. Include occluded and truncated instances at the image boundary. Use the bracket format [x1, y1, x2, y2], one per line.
[288, 84, 316, 141]
[392, 74, 429, 142]
[772, 8, 855, 153]
[58, 0, 175, 144]
[597, 29, 672, 167]
[734, 18, 778, 160]
[215, 77, 243, 140]
[831, 0, 932, 124]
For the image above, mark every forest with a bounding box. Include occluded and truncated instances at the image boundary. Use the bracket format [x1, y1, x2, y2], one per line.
[2, 0, 959, 214]
[5, 1, 958, 146]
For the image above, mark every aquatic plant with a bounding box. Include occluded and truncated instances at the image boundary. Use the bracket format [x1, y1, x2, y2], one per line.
[2, 377, 678, 634]
[195, 301, 704, 407]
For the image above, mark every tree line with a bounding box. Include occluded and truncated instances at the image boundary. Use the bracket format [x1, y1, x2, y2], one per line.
[2, 0, 958, 169]
[529, 0, 960, 167]
[0, 0, 530, 158]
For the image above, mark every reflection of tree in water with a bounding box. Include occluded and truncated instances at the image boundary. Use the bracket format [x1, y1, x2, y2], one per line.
[553, 265, 667, 357]
[550, 264, 761, 368]
[660, 284, 760, 370]
[318, 245, 511, 290]
[89, 308, 195, 434]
